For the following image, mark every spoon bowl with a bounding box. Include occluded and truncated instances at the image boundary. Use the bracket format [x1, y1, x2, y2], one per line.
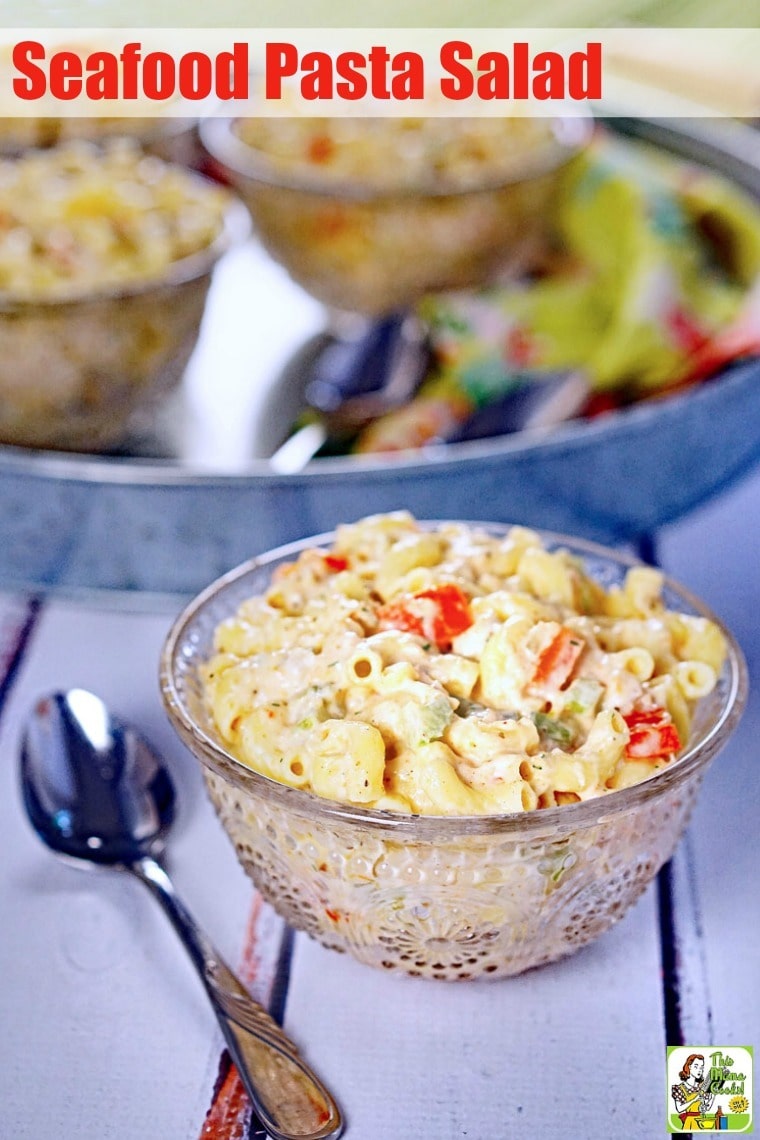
[20, 688, 343, 1140]
[21, 690, 174, 866]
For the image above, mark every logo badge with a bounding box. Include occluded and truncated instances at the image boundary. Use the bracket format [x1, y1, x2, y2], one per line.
[667, 1047, 753, 1133]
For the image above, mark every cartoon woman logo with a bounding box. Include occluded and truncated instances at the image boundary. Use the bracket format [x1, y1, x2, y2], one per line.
[671, 1054, 716, 1130]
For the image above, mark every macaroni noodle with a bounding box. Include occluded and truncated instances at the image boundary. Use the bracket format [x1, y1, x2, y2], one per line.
[203, 514, 726, 814]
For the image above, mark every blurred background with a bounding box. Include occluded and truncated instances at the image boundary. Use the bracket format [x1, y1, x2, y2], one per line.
[2, 0, 758, 26]
[0, 1, 759, 597]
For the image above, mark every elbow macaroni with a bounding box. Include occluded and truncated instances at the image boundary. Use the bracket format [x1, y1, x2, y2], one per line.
[202, 514, 727, 815]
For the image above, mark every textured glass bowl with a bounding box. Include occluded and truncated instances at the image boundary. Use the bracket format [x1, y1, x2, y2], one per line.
[200, 116, 592, 315]
[160, 525, 747, 980]
[0, 189, 249, 452]
[0, 115, 199, 164]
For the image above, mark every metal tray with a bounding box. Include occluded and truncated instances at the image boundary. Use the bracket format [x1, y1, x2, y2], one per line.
[1, 117, 759, 602]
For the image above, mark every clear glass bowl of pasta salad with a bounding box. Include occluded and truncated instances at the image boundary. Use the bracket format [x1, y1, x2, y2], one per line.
[0, 139, 248, 451]
[199, 115, 592, 315]
[161, 514, 746, 980]
[0, 115, 199, 165]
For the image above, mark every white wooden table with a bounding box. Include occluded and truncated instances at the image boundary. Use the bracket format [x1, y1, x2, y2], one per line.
[0, 467, 757, 1140]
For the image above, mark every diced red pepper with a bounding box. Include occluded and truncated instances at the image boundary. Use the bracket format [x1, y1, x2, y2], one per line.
[324, 554, 349, 573]
[317, 206, 348, 238]
[306, 134, 335, 164]
[376, 599, 425, 638]
[419, 584, 472, 644]
[376, 583, 473, 651]
[623, 707, 682, 759]
[532, 627, 585, 690]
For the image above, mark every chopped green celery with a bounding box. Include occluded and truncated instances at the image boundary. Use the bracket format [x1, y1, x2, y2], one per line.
[563, 678, 603, 716]
[375, 693, 453, 748]
[532, 711, 575, 748]
[418, 694, 454, 743]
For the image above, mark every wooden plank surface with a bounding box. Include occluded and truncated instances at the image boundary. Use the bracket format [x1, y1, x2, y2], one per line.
[0, 602, 254, 1140]
[283, 904, 668, 1139]
[0, 461, 757, 1138]
[0, 597, 670, 1139]
[659, 472, 760, 1052]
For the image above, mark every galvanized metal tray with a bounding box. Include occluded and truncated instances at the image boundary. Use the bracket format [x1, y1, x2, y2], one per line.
[1, 117, 759, 602]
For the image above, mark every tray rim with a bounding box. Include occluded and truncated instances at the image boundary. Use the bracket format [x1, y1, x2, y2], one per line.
[0, 114, 757, 488]
[0, 354, 758, 488]
[1, 114, 759, 488]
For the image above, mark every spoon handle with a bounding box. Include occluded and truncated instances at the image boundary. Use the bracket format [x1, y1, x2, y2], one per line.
[130, 855, 343, 1140]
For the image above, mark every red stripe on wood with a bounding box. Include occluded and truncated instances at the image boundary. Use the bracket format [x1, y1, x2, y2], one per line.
[237, 893, 264, 987]
[198, 1065, 251, 1140]
[197, 892, 273, 1140]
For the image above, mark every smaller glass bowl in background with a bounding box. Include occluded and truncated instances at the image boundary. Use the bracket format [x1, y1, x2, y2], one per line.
[199, 116, 592, 315]
[0, 180, 249, 453]
[160, 526, 747, 982]
[0, 116, 201, 166]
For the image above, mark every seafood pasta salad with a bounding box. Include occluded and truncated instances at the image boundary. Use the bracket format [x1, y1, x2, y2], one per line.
[203, 514, 726, 815]
[233, 116, 561, 192]
[0, 140, 229, 301]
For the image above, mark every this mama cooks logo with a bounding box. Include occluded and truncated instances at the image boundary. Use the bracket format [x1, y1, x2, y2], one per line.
[667, 1046, 753, 1133]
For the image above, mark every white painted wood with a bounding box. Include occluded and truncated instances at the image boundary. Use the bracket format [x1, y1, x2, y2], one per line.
[0, 601, 258, 1140]
[284, 893, 667, 1140]
[0, 593, 673, 1140]
[665, 837, 714, 1045]
[1, 459, 759, 1140]
[659, 471, 760, 1051]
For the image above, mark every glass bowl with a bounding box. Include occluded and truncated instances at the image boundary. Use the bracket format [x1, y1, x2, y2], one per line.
[199, 116, 592, 315]
[0, 115, 200, 165]
[160, 525, 747, 981]
[0, 180, 249, 453]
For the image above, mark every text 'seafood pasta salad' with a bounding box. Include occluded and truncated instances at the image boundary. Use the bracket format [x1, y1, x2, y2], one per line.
[203, 513, 725, 815]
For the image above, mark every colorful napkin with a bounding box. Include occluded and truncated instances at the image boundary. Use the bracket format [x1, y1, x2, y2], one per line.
[355, 131, 760, 453]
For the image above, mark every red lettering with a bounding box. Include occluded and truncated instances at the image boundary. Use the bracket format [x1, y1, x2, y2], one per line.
[440, 40, 474, 100]
[568, 42, 602, 100]
[142, 51, 175, 100]
[390, 52, 424, 100]
[367, 45, 390, 99]
[335, 51, 367, 100]
[7, 37, 602, 109]
[49, 51, 82, 100]
[265, 41, 298, 99]
[85, 51, 119, 100]
[301, 51, 332, 100]
[215, 42, 248, 100]
[513, 41, 530, 99]
[178, 51, 212, 99]
[476, 51, 510, 99]
[12, 40, 47, 99]
[119, 42, 141, 100]
[532, 51, 564, 100]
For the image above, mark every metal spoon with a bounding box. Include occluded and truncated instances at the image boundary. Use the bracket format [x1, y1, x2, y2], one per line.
[269, 313, 430, 473]
[20, 689, 343, 1140]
